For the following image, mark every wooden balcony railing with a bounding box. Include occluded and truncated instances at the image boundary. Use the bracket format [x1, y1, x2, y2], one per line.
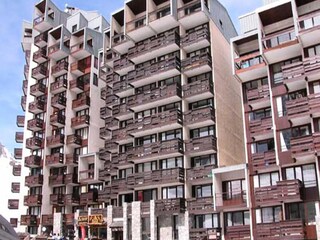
[79, 169, 95, 181]
[26, 136, 43, 149]
[51, 61, 68, 75]
[66, 134, 82, 146]
[65, 173, 78, 185]
[114, 56, 133, 71]
[309, 92, 320, 114]
[65, 153, 79, 165]
[51, 95, 67, 108]
[69, 78, 84, 91]
[65, 194, 80, 205]
[184, 106, 215, 126]
[183, 77, 213, 99]
[112, 103, 130, 117]
[189, 228, 221, 240]
[11, 182, 20, 193]
[246, 85, 270, 104]
[14, 148, 22, 159]
[225, 225, 251, 240]
[282, 61, 305, 83]
[113, 79, 131, 95]
[24, 194, 42, 206]
[254, 179, 302, 206]
[178, 0, 203, 19]
[42, 214, 53, 226]
[27, 118, 44, 131]
[16, 115, 25, 127]
[249, 116, 273, 137]
[25, 174, 43, 187]
[185, 136, 217, 154]
[20, 215, 38, 226]
[71, 115, 90, 128]
[24, 155, 42, 168]
[46, 134, 64, 147]
[46, 153, 64, 165]
[50, 112, 65, 126]
[31, 63, 48, 78]
[181, 52, 212, 72]
[286, 97, 309, 118]
[105, 117, 118, 129]
[80, 191, 98, 205]
[187, 197, 214, 214]
[28, 100, 45, 113]
[33, 48, 47, 63]
[50, 193, 65, 205]
[49, 174, 65, 186]
[155, 198, 186, 216]
[251, 151, 276, 172]
[290, 135, 314, 158]
[181, 24, 210, 47]
[50, 78, 67, 93]
[255, 220, 304, 239]
[15, 132, 24, 143]
[304, 55, 320, 75]
[34, 32, 48, 46]
[72, 95, 90, 109]
[12, 165, 21, 176]
[186, 164, 216, 182]
[216, 191, 246, 209]
[8, 199, 19, 209]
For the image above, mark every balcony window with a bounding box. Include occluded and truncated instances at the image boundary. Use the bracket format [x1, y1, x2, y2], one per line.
[30, 187, 42, 195]
[52, 127, 64, 135]
[310, 81, 320, 94]
[285, 164, 317, 187]
[305, 43, 320, 58]
[135, 17, 146, 28]
[28, 206, 41, 215]
[194, 214, 220, 229]
[53, 186, 65, 194]
[119, 143, 133, 153]
[188, 72, 212, 84]
[239, 55, 263, 69]
[51, 147, 63, 155]
[76, 108, 89, 117]
[50, 167, 66, 176]
[28, 226, 38, 235]
[173, 215, 178, 240]
[256, 206, 282, 223]
[75, 127, 88, 139]
[251, 139, 274, 153]
[190, 126, 215, 138]
[223, 179, 246, 201]
[162, 186, 184, 199]
[159, 75, 181, 86]
[119, 193, 133, 206]
[225, 211, 250, 226]
[157, 7, 170, 19]
[119, 168, 133, 179]
[189, 98, 213, 110]
[160, 157, 183, 169]
[136, 134, 157, 146]
[158, 101, 181, 112]
[120, 119, 133, 129]
[271, 57, 301, 85]
[300, 14, 320, 30]
[254, 172, 279, 188]
[136, 161, 157, 173]
[160, 128, 182, 141]
[187, 47, 210, 58]
[136, 82, 157, 94]
[136, 108, 157, 119]
[191, 154, 217, 167]
[184, 2, 201, 16]
[291, 124, 311, 138]
[193, 184, 212, 198]
[249, 108, 271, 121]
[286, 202, 316, 224]
[136, 189, 157, 202]
[243, 77, 268, 101]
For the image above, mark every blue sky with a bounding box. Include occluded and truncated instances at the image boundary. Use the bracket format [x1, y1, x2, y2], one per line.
[0, 0, 261, 153]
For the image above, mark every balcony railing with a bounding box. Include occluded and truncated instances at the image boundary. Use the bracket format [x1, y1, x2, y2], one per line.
[185, 136, 217, 155]
[72, 95, 90, 110]
[79, 169, 95, 182]
[187, 197, 214, 214]
[216, 191, 246, 209]
[246, 85, 270, 104]
[50, 78, 67, 94]
[30, 82, 46, 97]
[69, 78, 86, 92]
[80, 191, 98, 205]
[262, 28, 296, 49]
[290, 135, 314, 158]
[189, 228, 221, 240]
[286, 97, 309, 118]
[20, 215, 38, 226]
[8, 199, 19, 209]
[25, 155, 42, 168]
[127, 168, 184, 187]
[33, 48, 47, 63]
[26, 136, 43, 150]
[25, 174, 43, 187]
[42, 214, 53, 226]
[105, 117, 119, 130]
[249, 116, 273, 137]
[71, 115, 90, 128]
[298, 10, 320, 32]
[155, 198, 186, 216]
[183, 77, 213, 99]
[46, 153, 64, 166]
[181, 52, 212, 72]
[66, 134, 82, 146]
[304, 55, 320, 75]
[51, 95, 67, 108]
[51, 61, 68, 75]
[28, 100, 45, 114]
[225, 225, 251, 240]
[65, 173, 78, 185]
[46, 134, 64, 147]
[50, 112, 65, 126]
[11, 182, 20, 193]
[184, 106, 215, 126]
[12, 165, 21, 176]
[127, 15, 147, 32]
[50, 194, 64, 205]
[22, 79, 28, 95]
[65, 194, 80, 205]
[15, 132, 24, 143]
[49, 174, 65, 186]
[181, 25, 210, 47]
[100, 107, 111, 119]
[234, 52, 264, 70]
[254, 179, 302, 206]
[251, 151, 276, 172]
[27, 118, 44, 132]
[255, 220, 304, 239]
[65, 153, 79, 165]
[14, 148, 22, 159]
[34, 32, 48, 47]
[178, 0, 203, 19]
[186, 164, 215, 183]
[31, 64, 48, 79]
[282, 61, 305, 83]
[24, 194, 42, 206]
[114, 56, 133, 71]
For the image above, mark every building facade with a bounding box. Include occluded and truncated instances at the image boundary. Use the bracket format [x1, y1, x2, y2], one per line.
[18, 0, 247, 239]
[232, 0, 320, 239]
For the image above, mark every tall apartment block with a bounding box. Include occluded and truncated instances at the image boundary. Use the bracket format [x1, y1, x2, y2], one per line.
[19, 0, 246, 239]
[232, 0, 320, 239]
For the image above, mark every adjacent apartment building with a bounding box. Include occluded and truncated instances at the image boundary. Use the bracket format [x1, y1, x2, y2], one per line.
[17, 0, 249, 239]
[232, 0, 320, 239]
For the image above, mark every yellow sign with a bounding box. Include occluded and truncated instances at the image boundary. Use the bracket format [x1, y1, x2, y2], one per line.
[78, 216, 88, 226]
[88, 214, 104, 225]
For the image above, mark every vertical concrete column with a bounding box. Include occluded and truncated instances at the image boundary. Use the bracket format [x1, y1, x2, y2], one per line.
[315, 202, 320, 239]
[74, 210, 80, 240]
[123, 202, 128, 240]
[159, 216, 173, 240]
[150, 200, 157, 240]
[107, 205, 113, 240]
[178, 212, 189, 240]
[132, 201, 142, 240]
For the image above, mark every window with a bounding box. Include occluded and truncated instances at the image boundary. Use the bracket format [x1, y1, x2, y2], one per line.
[93, 73, 98, 86]
[72, 24, 77, 32]
[271, 57, 301, 85]
[157, 6, 170, 19]
[286, 202, 316, 224]
[285, 164, 317, 187]
[135, 108, 156, 119]
[225, 211, 250, 226]
[136, 161, 157, 173]
[160, 157, 183, 169]
[135, 17, 146, 28]
[119, 193, 133, 206]
[75, 127, 88, 139]
[187, 47, 210, 58]
[119, 168, 133, 179]
[223, 179, 246, 200]
[188, 72, 212, 84]
[190, 126, 215, 138]
[162, 186, 184, 199]
[189, 98, 213, 110]
[159, 75, 181, 87]
[256, 206, 282, 223]
[159, 129, 182, 141]
[158, 102, 181, 112]
[76, 108, 89, 117]
[254, 172, 279, 188]
[119, 143, 133, 153]
[251, 139, 274, 153]
[173, 215, 178, 240]
[136, 83, 156, 94]
[191, 154, 217, 167]
[291, 124, 311, 138]
[194, 214, 219, 229]
[193, 184, 212, 198]
[249, 108, 271, 121]
[305, 44, 320, 58]
[136, 134, 157, 146]
[136, 189, 157, 202]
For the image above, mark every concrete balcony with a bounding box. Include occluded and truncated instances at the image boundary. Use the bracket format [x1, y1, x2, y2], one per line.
[15, 132, 24, 143]
[113, 56, 134, 76]
[184, 106, 215, 129]
[26, 136, 43, 150]
[187, 197, 214, 215]
[178, 0, 209, 29]
[50, 194, 64, 205]
[309, 93, 320, 118]
[282, 61, 305, 92]
[111, 33, 135, 55]
[127, 83, 182, 112]
[22, 80, 28, 95]
[304, 55, 320, 81]
[290, 135, 314, 161]
[103, 49, 120, 69]
[127, 167, 184, 188]
[12, 165, 21, 176]
[24, 65, 29, 79]
[183, 77, 213, 102]
[20, 215, 38, 226]
[25, 155, 42, 168]
[51, 95, 66, 109]
[65, 194, 80, 206]
[48, 42, 70, 61]
[112, 103, 131, 121]
[30, 82, 46, 97]
[262, 27, 300, 64]
[249, 116, 273, 141]
[72, 95, 90, 111]
[69, 78, 87, 94]
[255, 220, 304, 239]
[185, 136, 217, 157]
[66, 134, 83, 147]
[246, 85, 270, 110]
[113, 126, 133, 145]
[31, 63, 48, 80]
[105, 117, 119, 130]
[100, 106, 112, 120]
[28, 100, 45, 114]
[98, 187, 111, 203]
[33, 48, 47, 64]
[50, 78, 67, 94]
[49, 174, 65, 186]
[24, 194, 42, 206]
[254, 180, 302, 207]
[251, 151, 277, 173]
[70, 42, 93, 60]
[70, 61, 86, 77]
[64, 213, 75, 226]
[128, 29, 180, 64]
[65, 173, 78, 185]
[149, 3, 178, 34]
[65, 153, 79, 165]
[21, 96, 26, 111]
[79, 169, 96, 184]
[33, 14, 54, 32]
[234, 52, 267, 82]
[25, 174, 43, 187]
[155, 198, 186, 216]
[46, 134, 64, 148]
[50, 112, 65, 127]
[100, 127, 112, 141]
[298, 10, 320, 47]
[42, 214, 53, 226]
[129, 109, 183, 138]
[127, 55, 181, 88]
[225, 225, 251, 240]
[11, 183, 20, 193]
[181, 24, 210, 53]
[8, 199, 19, 209]
[186, 164, 215, 184]
[181, 52, 212, 77]
[46, 153, 64, 166]
[106, 94, 119, 108]
[14, 148, 22, 159]
[113, 80, 134, 99]
[101, 86, 112, 100]
[71, 115, 90, 129]
[34, 32, 48, 48]
[51, 61, 68, 77]
[216, 191, 247, 211]
[126, 15, 153, 42]
[189, 228, 221, 240]
[111, 178, 131, 195]
[80, 191, 98, 205]
[286, 97, 310, 126]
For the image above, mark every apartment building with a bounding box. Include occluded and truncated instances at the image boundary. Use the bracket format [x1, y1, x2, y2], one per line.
[232, 0, 320, 239]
